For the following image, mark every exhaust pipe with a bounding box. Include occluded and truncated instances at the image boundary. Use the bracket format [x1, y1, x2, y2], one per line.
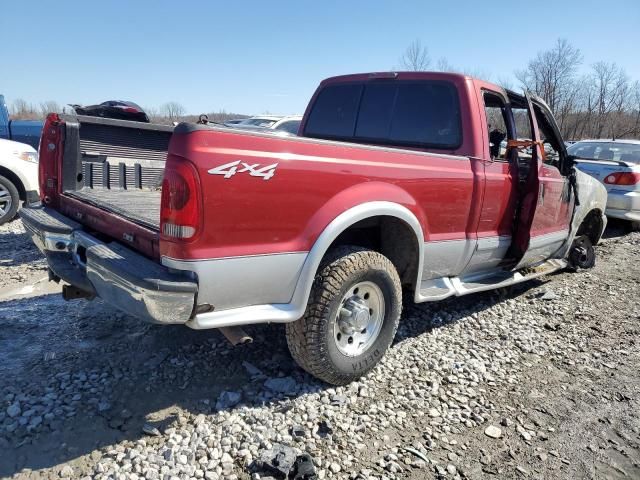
[219, 326, 253, 346]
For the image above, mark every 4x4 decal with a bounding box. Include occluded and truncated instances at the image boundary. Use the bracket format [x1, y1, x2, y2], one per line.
[208, 160, 278, 180]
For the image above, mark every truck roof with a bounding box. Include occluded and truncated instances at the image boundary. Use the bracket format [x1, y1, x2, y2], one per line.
[320, 71, 472, 85]
[319, 71, 515, 101]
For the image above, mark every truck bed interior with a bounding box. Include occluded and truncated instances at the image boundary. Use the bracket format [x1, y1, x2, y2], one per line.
[61, 116, 173, 230]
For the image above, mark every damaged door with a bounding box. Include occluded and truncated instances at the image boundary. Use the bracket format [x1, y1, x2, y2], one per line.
[510, 93, 573, 268]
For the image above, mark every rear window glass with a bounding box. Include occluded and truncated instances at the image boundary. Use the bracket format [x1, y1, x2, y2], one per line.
[304, 80, 462, 149]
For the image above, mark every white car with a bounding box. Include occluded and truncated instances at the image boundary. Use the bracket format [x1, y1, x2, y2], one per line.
[569, 139, 640, 229]
[228, 115, 302, 135]
[0, 138, 39, 224]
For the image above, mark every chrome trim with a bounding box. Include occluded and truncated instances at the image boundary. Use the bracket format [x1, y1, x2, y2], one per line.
[21, 208, 197, 325]
[86, 261, 195, 325]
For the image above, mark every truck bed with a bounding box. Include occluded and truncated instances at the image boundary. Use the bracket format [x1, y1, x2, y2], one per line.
[67, 189, 161, 229]
[59, 115, 172, 232]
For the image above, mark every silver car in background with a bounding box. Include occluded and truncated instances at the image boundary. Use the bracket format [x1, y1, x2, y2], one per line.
[225, 115, 302, 135]
[569, 139, 640, 229]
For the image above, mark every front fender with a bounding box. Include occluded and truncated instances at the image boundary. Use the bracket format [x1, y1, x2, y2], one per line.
[556, 169, 607, 259]
[573, 169, 608, 239]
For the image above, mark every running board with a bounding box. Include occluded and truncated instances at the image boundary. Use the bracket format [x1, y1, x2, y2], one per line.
[416, 259, 567, 302]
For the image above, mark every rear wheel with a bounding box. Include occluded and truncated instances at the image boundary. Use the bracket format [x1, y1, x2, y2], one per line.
[568, 234, 595, 270]
[0, 175, 19, 225]
[628, 221, 640, 232]
[286, 247, 402, 385]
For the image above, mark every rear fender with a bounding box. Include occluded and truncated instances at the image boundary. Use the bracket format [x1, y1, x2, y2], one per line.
[291, 185, 427, 307]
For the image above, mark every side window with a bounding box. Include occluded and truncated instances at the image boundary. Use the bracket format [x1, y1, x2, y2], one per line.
[483, 92, 510, 160]
[510, 100, 535, 182]
[304, 84, 362, 138]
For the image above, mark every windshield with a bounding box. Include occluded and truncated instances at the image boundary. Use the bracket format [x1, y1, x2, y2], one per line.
[568, 141, 640, 163]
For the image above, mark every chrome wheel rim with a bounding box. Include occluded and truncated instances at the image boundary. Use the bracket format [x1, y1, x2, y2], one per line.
[0, 185, 12, 218]
[333, 281, 385, 357]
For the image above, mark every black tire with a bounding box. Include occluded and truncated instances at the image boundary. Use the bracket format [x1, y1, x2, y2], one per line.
[628, 221, 640, 232]
[0, 175, 20, 226]
[286, 246, 402, 385]
[567, 234, 596, 271]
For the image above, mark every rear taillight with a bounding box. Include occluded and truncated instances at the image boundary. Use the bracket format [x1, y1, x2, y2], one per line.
[604, 172, 640, 185]
[38, 113, 63, 206]
[160, 158, 202, 240]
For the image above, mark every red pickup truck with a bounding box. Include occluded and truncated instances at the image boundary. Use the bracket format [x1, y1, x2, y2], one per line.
[22, 72, 607, 385]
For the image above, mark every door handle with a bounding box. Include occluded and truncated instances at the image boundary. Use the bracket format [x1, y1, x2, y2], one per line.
[538, 183, 545, 206]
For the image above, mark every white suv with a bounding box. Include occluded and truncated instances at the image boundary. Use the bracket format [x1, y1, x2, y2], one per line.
[0, 138, 39, 224]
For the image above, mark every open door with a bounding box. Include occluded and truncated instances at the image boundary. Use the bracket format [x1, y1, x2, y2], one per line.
[510, 92, 573, 269]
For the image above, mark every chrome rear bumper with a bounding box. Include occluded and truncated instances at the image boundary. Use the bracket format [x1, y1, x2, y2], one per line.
[21, 207, 197, 324]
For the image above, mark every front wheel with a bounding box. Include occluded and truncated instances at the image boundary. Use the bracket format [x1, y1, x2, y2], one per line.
[567, 234, 595, 271]
[0, 175, 20, 226]
[286, 247, 402, 385]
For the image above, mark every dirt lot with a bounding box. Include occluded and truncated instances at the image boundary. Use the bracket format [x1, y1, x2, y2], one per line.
[0, 216, 638, 480]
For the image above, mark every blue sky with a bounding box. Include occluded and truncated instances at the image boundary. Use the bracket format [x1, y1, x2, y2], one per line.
[2, 0, 639, 115]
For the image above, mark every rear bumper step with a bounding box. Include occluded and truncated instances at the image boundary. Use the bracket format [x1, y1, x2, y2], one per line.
[21, 206, 197, 324]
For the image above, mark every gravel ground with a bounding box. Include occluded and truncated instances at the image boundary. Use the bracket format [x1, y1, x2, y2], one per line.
[0, 216, 639, 480]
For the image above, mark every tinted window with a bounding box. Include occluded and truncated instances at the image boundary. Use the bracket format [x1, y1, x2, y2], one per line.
[305, 84, 362, 138]
[355, 83, 396, 138]
[305, 80, 462, 149]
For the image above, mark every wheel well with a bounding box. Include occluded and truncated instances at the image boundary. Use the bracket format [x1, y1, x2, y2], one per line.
[327, 215, 420, 291]
[0, 166, 26, 201]
[577, 209, 604, 244]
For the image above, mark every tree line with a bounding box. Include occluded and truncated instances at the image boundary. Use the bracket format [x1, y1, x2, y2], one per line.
[7, 99, 245, 125]
[400, 38, 640, 140]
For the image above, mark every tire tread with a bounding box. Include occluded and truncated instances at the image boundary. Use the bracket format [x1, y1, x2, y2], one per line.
[286, 246, 402, 385]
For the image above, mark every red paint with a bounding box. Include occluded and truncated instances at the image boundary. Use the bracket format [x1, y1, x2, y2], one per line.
[48, 72, 573, 268]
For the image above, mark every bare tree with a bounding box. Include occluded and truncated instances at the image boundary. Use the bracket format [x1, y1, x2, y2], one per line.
[586, 61, 630, 138]
[435, 57, 454, 73]
[11, 98, 39, 119]
[515, 38, 582, 131]
[39, 101, 61, 117]
[496, 76, 515, 90]
[160, 102, 186, 121]
[400, 39, 430, 71]
[144, 106, 162, 123]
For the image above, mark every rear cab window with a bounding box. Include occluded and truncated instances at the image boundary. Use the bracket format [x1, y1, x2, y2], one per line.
[304, 80, 462, 151]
